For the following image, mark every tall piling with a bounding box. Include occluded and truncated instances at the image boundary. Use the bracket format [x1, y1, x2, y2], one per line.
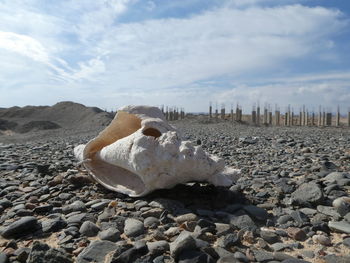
[257, 105, 260, 126]
[209, 102, 212, 119]
[336, 106, 340, 127]
[221, 104, 225, 119]
[252, 105, 256, 124]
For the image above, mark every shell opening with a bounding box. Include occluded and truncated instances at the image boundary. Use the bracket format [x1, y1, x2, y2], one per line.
[142, 127, 161, 138]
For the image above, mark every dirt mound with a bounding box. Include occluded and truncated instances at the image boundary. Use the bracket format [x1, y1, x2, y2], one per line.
[0, 101, 113, 131]
[16, 121, 61, 133]
[0, 119, 18, 130]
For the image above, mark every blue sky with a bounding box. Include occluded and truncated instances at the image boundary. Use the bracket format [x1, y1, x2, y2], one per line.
[0, 0, 349, 113]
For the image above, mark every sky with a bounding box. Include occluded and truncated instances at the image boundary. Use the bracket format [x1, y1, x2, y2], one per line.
[0, 0, 350, 113]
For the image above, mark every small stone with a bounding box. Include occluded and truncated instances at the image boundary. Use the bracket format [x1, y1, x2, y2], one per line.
[147, 240, 169, 256]
[217, 255, 239, 263]
[143, 217, 159, 229]
[260, 230, 280, 244]
[243, 205, 268, 221]
[79, 221, 100, 237]
[252, 249, 274, 262]
[41, 218, 67, 233]
[317, 205, 341, 219]
[291, 183, 323, 206]
[216, 233, 239, 249]
[178, 250, 213, 263]
[343, 237, 350, 247]
[332, 197, 350, 216]
[175, 213, 198, 224]
[62, 201, 86, 214]
[229, 214, 256, 230]
[328, 221, 350, 234]
[1, 216, 40, 239]
[170, 231, 197, 258]
[124, 218, 144, 237]
[0, 252, 8, 263]
[281, 258, 311, 263]
[98, 227, 120, 242]
[322, 254, 350, 263]
[234, 251, 248, 262]
[287, 227, 307, 241]
[312, 234, 331, 246]
[26, 241, 73, 263]
[76, 240, 117, 263]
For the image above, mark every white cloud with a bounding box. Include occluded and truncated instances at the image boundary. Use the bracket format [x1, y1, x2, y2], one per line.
[0, 1, 348, 112]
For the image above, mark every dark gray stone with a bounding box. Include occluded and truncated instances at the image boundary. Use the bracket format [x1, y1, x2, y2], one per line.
[98, 227, 120, 242]
[0, 253, 8, 263]
[260, 230, 280, 244]
[41, 218, 67, 233]
[291, 183, 323, 206]
[1, 216, 40, 239]
[323, 254, 350, 263]
[76, 240, 117, 263]
[79, 221, 100, 237]
[143, 216, 159, 228]
[281, 258, 311, 263]
[328, 221, 350, 234]
[170, 231, 197, 258]
[252, 249, 274, 262]
[147, 240, 170, 256]
[62, 200, 86, 214]
[26, 241, 73, 263]
[243, 205, 268, 221]
[229, 214, 256, 230]
[216, 233, 239, 249]
[343, 237, 350, 247]
[124, 218, 144, 237]
[178, 250, 214, 263]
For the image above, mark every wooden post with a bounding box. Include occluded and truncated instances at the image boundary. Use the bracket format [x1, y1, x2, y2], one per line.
[322, 110, 326, 126]
[257, 105, 260, 126]
[274, 109, 280, 126]
[231, 107, 234, 122]
[284, 111, 288, 126]
[221, 104, 225, 119]
[166, 106, 169, 121]
[291, 109, 294, 126]
[326, 112, 332, 126]
[235, 104, 239, 121]
[209, 102, 212, 119]
[239, 107, 242, 122]
[252, 105, 256, 124]
[348, 110, 350, 127]
[335, 106, 340, 127]
[263, 106, 268, 125]
[311, 112, 315, 126]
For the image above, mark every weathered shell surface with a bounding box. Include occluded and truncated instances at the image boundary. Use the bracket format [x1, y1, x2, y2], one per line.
[74, 105, 239, 197]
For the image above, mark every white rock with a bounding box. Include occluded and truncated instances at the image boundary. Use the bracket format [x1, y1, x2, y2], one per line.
[74, 105, 240, 197]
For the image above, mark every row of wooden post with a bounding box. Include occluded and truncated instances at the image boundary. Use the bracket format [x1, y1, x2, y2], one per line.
[161, 106, 185, 121]
[209, 103, 350, 127]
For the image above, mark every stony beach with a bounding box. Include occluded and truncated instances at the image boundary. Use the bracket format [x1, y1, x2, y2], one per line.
[1, 115, 350, 263]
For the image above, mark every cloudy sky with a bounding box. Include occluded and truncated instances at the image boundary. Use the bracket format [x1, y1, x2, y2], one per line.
[0, 0, 349, 113]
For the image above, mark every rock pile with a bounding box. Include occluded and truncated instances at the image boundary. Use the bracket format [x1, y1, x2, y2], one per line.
[0, 118, 349, 262]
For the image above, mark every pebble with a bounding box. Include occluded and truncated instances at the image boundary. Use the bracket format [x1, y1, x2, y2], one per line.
[76, 240, 117, 263]
[26, 241, 73, 263]
[98, 227, 120, 242]
[170, 231, 197, 258]
[312, 234, 332, 246]
[1, 216, 40, 239]
[291, 183, 323, 206]
[79, 221, 100, 237]
[147, 240, 170, 256]
[328, 221, 350, 234]
[123, 218, 145, 237]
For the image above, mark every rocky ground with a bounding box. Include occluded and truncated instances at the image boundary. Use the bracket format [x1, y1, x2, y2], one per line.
[0, 117, 350, 263]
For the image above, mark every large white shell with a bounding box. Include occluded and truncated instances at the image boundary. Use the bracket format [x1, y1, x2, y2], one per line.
[74, 106, 239, 197]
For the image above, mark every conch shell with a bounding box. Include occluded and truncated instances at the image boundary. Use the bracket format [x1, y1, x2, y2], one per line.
[74, 106, 239, 197]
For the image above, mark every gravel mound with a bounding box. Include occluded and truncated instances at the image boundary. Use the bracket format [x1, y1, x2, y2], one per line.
[0, 101, 113, 141]
[0, 117, 349, 262]
[16, 121, 61, 133]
